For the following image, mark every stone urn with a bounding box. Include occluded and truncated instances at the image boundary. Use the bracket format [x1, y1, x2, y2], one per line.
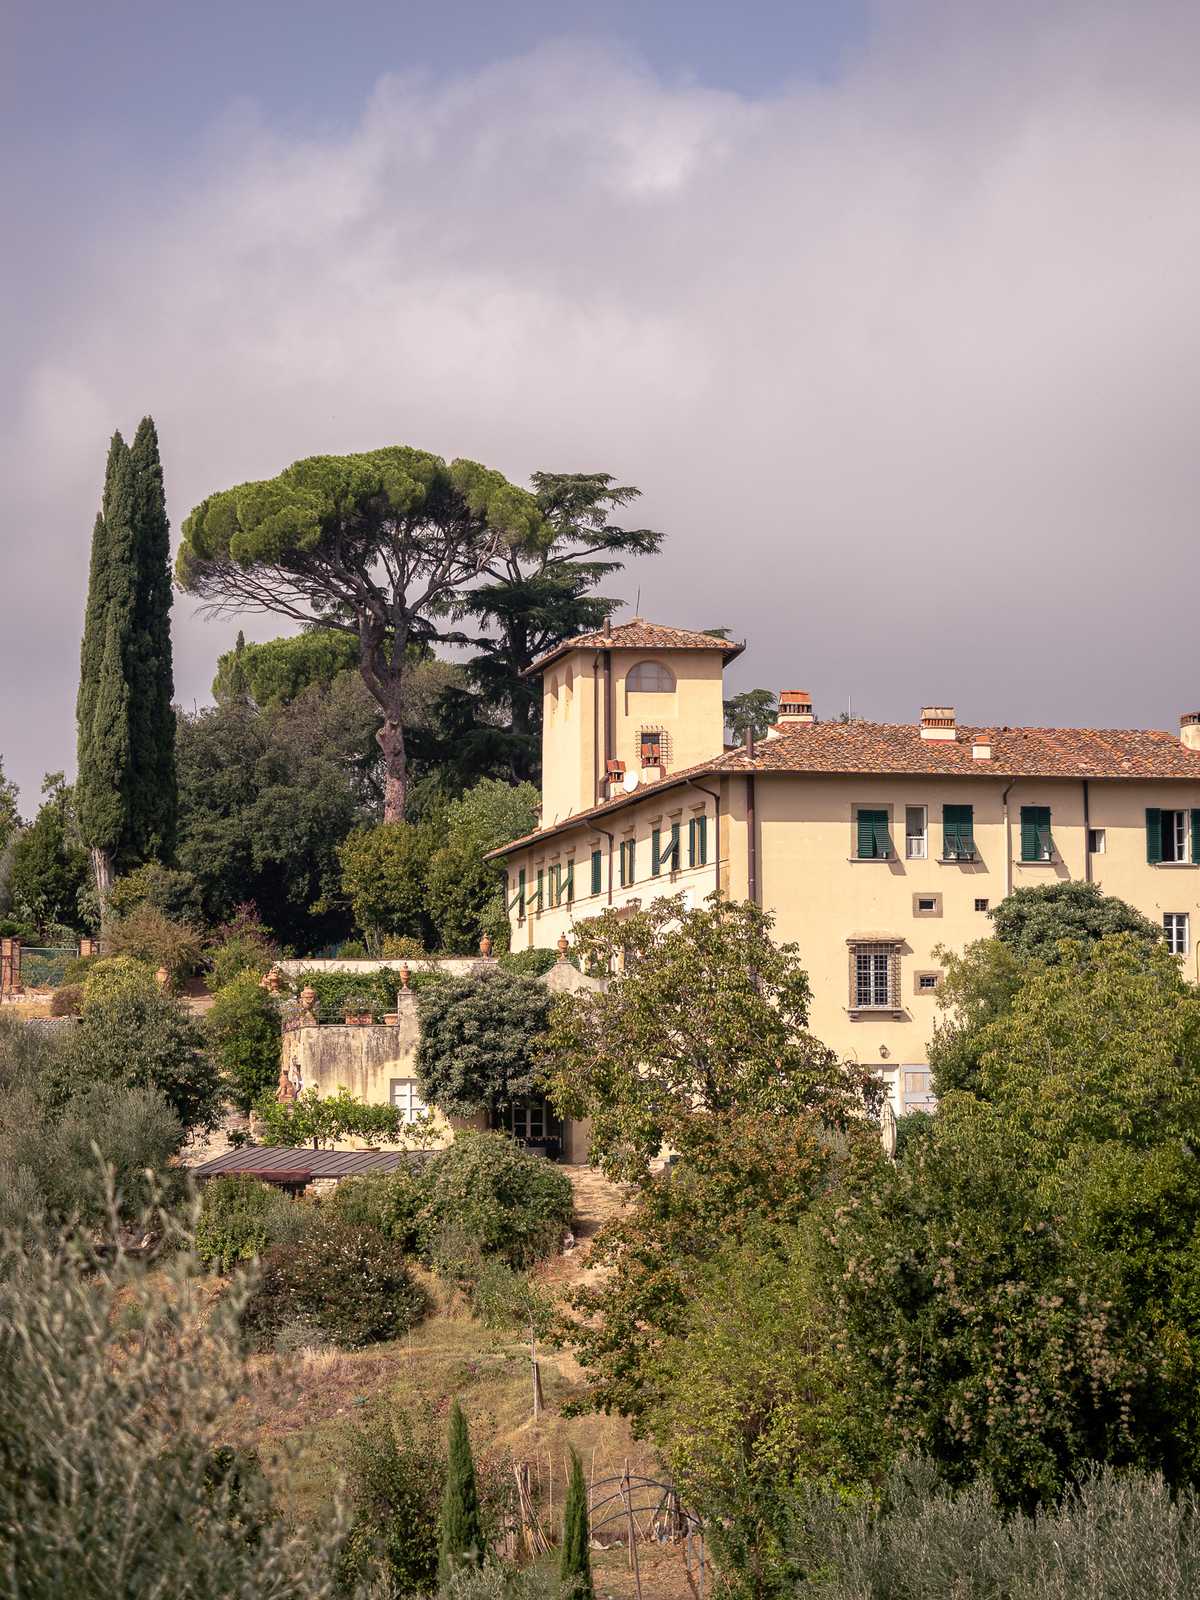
[479, 933, 493, 958]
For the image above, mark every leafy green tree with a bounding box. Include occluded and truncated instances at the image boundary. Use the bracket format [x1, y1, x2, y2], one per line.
[450, 472, 662, 783]
[212, 629, 360, 708]
[424, 779, 539, 953]
[126, 416, 177, 863]
[560, 1449, 594, 1600]
[175, 699, 366, 950]
[418, 1131, 574, 1270]
[539, 896, 879, 1421]
[415, 969, 551, 1118]
[724, 689, 779, 742]
[254, 1086, 406, 1149]
[76, 432, 135, 904]
[338, 819, 439, 949]
[178, 446, 543, 820]
[207, 971, 282, 1114]
[102, 904, 204, 985]
[438, 1402, 483, 1582]
[49, 962, 219, 1132]
[990, 880, 1163, 965]
[8, 773, 90, 935]
[825, 935, 1200, 1510]
[0, 756, 20, 852]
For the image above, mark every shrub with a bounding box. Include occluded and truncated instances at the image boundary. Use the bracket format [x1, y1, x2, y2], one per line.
[49, 983, 84, 1017]
[379, 934, 427, 959]
[207, 904, 281, 992]
[207, 972, 282, 1113]
[241, 1220, 429, 1349]
[59, 952, 97, 987]
[340, 1412, 444, 1596]
[496, 947, 562, 978]
[196, 1175, 313, 1273]
[415, 970, 552, 1119]
[420, 1132, 573, 1270]
[290, 967, 406, 1022]
[103, 904, 205, 986]
[108, 862, 202, 923]
[55, 962, 220, 1132]
[326, 1169, 426, 1252]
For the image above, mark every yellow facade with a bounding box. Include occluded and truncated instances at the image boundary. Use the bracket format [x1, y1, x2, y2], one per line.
[497, 625, 1200, 1114]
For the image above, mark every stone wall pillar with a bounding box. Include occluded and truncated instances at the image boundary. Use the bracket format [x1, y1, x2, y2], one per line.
[0, 938, 22, 997]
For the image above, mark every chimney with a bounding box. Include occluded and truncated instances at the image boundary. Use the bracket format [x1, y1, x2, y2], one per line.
[972, 730, 994, 761]
[605, 758, 627, 798]
[920, 706, 957, 742]
[1182, 713, 1200, 752]
[777, 690, 815, 726]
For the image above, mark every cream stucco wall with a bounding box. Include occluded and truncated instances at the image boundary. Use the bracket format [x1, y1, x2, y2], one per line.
[539, 646, 726, 825]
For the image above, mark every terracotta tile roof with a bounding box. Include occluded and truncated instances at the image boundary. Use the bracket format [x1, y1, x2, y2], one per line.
[525, 617, 745, 676]
[486, 720, 1200, 859]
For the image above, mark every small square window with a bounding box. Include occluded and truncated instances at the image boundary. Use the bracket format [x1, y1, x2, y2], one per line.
[918, 974, 938, 991]
[912, 892, 942, 918]
[974, 897, 989, 913]
[917, 897, 936, 913]
[1088, 828, 1106, 855]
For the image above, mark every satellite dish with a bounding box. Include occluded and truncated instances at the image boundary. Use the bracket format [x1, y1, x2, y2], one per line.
[622, 770, 639, 794]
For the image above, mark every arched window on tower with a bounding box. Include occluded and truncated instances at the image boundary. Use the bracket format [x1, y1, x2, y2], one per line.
[626, 661, 676, 694]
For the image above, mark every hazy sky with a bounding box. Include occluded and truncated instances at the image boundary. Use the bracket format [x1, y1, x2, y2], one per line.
[4, 0, 1200, 809]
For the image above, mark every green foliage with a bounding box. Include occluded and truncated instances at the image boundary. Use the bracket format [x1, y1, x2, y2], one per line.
[213, 629, 360, 708]
[241, 1219, 429, 1350]
[108, 860, 202, 922]
[724, 688, 779, 742]
[103, 902, 204, 984]
[206, 972, 283, 1114]
[49, 961, 220, 1132]
[175, 697, 368, 951]
[9, 773, 90, 934]
[439, 1401, 484, 1582]
[782, 1460, 1200, 1600]
[326, 1169, 427, 1252]
[560, 1449, 593, 1600]
[420, 1132, 573, 1271]
[49, 983, 85, 1017]
[195, 1175, 314, 1273]
[424, 779, 539, 953]
[207, 904, 281, 991]
[541, 896, 878, 1424]
[415, 969, 552, 1118]
[126, 416, 177, 864]
[927, 937, 1026, 1097]
[0, 1212, 350, 1600]
[0, 755, 21, 851]
[340, 1412, 444, 1596]
[496, 947, 562, 978]
[991, 880, 1163, 964]
[339, 820, 438, 947]
[289, 965, 417, 1021]
[254, 1086, 406, 1149]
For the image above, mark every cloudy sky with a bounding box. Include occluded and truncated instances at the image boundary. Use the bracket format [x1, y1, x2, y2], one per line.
[3, 0, 1199, 809]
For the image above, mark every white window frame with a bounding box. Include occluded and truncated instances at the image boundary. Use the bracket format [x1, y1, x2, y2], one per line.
[1164, 913, 1190, 956]
[1163, 810, 1189, 863]
[389, 1078, 428, 1123]
[905, 806, 928, 860]
[1088, 827, 1106, 855]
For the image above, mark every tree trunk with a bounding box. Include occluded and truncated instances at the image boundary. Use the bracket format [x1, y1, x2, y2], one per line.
[91, 846, 113, 930]
[377, 716, 407, 823]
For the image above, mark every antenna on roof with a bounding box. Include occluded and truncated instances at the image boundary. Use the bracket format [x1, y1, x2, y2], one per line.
[634, 587, 641, 614]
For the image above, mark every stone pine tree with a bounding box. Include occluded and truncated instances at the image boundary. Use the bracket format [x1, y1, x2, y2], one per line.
[126, 416, 177, 862]
[438, 1400, 483, 1582]
[76, 433, 136, 904]
[560, 1449, 594, 1600]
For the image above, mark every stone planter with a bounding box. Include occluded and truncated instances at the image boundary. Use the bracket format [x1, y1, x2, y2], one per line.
[344, 1012, 373, 1026]
[382, 1012, 400, 1026]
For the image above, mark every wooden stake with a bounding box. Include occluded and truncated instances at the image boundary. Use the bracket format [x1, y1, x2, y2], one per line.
[621, 1458, 643, 1600]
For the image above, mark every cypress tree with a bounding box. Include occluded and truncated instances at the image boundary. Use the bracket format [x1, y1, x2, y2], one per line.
[438, 1401, 483, 1582]
[127, 416, 177, 862]
[76, 434, 135, 904]
[560, 1449, 593, 1600]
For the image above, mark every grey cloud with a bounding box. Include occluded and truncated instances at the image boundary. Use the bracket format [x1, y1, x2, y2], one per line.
[4, 2, 1200, 807]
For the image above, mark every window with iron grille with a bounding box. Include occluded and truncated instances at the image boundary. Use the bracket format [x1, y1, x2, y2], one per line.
[1165, 913, 1190, 955]
[851, 943, 897, 1009]
[640, 729, 665, 764]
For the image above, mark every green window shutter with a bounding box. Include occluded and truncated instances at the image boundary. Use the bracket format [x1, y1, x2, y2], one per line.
[515, 869, 526, 915]
[591, 849, 602, 896]
[670, 822, 681, 869]
[857, 809, 888, 858]
[1146, 809, 1162, 864]
[565, 861, 574, 902]
[688, 817, 696, 866]
[696, 815, 707, 866]
[1021, 806, 1051, 861]
[628, 840, 636, 882]
[942, 804, 974, 859]
[1192, 809, 1200, 865]
[652, 828, 662, 875]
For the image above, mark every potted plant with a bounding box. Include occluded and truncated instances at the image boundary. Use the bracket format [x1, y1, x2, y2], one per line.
[342, 992, 374, 1026]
